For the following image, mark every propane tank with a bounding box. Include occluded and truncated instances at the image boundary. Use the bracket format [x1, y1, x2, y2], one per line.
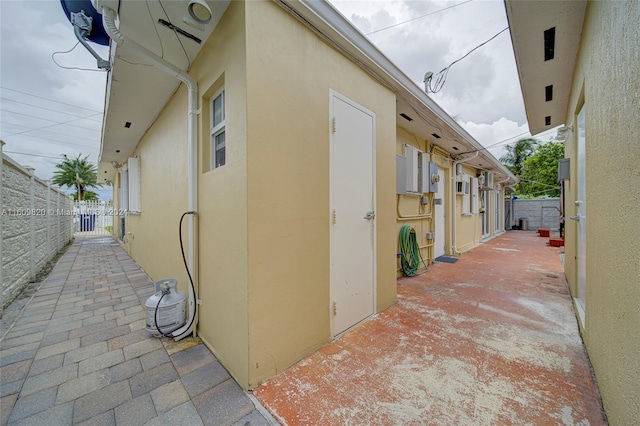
[145, 279, 186, 337]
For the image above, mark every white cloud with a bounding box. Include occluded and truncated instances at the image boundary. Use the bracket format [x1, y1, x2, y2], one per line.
[330, 0, 530, 147]
[1, 0, 107, 198]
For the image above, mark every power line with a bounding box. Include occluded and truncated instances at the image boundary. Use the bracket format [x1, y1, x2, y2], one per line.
[0, 109, 101, 133]
[1, 97, 103, 121]
[5, 133, 99, 150]
[366, 0, 474, 36]
[0, 112, 103, 138]
[0, 121, 100, 142]
[426, 27, 509, 94]
[3, 150, 66, 160]
[0, 86, 103, 113]
[456, 131, 531, 156]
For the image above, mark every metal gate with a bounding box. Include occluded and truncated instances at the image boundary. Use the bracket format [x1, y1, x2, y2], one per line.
[73, 201, 113, 236]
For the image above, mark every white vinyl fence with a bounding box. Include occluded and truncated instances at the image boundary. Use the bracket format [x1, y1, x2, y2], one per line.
[73, 201, 114, 236]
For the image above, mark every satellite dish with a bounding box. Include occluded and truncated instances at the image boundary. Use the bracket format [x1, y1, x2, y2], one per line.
[60, 0, 109, 46]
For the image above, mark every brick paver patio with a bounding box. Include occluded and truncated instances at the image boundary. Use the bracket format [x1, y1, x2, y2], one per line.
[0, 236, 272, 426]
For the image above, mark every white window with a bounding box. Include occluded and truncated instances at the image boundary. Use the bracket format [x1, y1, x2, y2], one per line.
[210, 88, 226, 169]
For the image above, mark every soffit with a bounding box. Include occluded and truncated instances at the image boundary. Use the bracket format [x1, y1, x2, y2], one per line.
[98, 0, 230, 183]
[505, 0, 586, 136]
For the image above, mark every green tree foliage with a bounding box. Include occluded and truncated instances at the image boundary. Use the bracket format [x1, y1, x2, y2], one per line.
[52, 154, 101, 201]
[73, 190, 98, 201]
[500, 138, 538, 193]
[500, 138, 538, 176]
[520, 141, 564, 198]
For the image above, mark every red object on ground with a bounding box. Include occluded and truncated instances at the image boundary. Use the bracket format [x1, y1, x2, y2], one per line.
[549, 237, 565, 247]
[538, 227, 550, 237]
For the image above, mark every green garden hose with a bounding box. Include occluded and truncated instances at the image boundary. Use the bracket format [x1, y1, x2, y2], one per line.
[399, 225, 428, 276]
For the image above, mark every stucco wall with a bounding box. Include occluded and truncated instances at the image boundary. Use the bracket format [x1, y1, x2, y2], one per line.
[1, 152, 73, 310]
[395, 127, 434, 274]
[244, 0, 397, 388]
[117, 0, 250, 388]
[504, 198, 560, 231]
[563, 2, 640, 424]
[455, 164, 482, 252]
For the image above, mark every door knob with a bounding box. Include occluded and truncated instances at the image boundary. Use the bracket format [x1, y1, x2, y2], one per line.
[364, 211, 375, 220]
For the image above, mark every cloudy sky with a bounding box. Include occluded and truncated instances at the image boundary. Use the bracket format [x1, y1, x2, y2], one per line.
[1, 0, 558, 201]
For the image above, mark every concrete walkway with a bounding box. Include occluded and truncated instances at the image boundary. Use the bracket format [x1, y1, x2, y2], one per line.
[255, 231, 608, 425]
[0, 236, 272, 426]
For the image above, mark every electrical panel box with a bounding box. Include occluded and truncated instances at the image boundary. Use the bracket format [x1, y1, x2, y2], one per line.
[557, 158, 570, 181]
[404, 145, 419, 192]
[419, 152, 430, 193]
[396, 155, 407, 195]
[420, 195, 429, 205]
[433, 198, 443, 205]
[425, 232, 435, 240]
[428, 162, 439, 193]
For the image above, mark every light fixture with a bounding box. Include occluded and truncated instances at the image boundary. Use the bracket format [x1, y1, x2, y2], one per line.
[556, 125, 573, 141]
[182, 0, 212, 31]
[187, 0, 212, 24]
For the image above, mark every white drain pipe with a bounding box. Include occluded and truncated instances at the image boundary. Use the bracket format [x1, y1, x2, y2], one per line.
[450, 152, 479, 255]
[99, 5, 198, 340]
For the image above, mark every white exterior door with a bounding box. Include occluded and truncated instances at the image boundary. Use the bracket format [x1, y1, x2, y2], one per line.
[494, 190, 501, 233]
[575, 105, 587, 326]
[330, 91, 375, 337]
[481, 191, 490, 238]
[434, 167, 446, 258]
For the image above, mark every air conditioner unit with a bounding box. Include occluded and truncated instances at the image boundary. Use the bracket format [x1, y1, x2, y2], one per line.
[456, 174, 470, 195]
[478, 171, 494, 190]
[486, 171, 494, 188]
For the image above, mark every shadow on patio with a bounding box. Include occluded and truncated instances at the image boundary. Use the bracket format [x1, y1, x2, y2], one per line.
[254, 231, 607, 425]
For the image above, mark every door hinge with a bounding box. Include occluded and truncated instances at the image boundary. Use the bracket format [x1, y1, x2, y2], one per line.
[333, 300, 337, 316]
[332, 117, 336, 133]
[332, 209, 337, 224]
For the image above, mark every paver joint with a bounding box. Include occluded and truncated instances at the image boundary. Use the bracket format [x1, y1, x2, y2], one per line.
[0, 236, 271, 426]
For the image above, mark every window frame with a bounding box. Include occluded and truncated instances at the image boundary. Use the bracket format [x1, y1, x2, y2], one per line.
[210, 87, 226, 169]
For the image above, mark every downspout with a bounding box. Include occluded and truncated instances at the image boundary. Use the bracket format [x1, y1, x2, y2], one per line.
[450, 152, 479, 255]
[100, 6, 199, 340]
[497, 176, 512, 232]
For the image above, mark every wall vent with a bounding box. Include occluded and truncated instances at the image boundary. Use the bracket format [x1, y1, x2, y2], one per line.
[544, 27, 555, 61]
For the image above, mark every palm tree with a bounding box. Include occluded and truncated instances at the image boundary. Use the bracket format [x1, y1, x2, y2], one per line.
[500, 138, 538, 192]
[52, 154, 101, 201]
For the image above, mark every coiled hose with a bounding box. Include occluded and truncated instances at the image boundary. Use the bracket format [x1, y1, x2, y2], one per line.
[399, 225, 428, 276]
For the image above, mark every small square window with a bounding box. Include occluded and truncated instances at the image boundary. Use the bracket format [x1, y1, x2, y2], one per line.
[210, 88, 225, 169]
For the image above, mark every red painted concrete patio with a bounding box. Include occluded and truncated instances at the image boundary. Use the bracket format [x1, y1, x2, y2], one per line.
[254, 231, 607, 425]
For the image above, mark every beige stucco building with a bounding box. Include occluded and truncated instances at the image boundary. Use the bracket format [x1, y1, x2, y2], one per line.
[506, 1, 640, 424]
[96, 0, 515, 389]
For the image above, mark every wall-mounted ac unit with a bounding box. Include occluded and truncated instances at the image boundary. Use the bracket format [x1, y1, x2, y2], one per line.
[486, 171, 494, 188]
[478, 171, 494, 190]
[456, 174, 470, 195]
